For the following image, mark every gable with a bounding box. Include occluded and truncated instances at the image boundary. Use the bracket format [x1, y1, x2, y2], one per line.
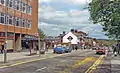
[63, 32, 77, 39]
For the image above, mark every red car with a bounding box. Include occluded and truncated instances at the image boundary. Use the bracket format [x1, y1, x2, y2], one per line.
[96, 47, 106, 55]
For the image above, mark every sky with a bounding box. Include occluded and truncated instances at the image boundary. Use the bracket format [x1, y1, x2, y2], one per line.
[38, 0, 108, 39]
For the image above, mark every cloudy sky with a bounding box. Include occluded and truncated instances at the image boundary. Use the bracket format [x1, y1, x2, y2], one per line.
[38, 0, 108, 39]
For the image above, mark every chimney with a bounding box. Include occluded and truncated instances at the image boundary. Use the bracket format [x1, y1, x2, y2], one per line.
[75, 29, 78, 33]
[63, 31, 66, 35]
[71, 29, 74, 33]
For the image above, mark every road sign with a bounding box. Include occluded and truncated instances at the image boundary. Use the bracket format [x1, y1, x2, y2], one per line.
[67, 36, 73, 41]
[34, 32, 39, 37]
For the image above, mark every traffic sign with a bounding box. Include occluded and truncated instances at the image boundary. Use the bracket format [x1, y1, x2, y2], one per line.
[34, 32, 39, 37]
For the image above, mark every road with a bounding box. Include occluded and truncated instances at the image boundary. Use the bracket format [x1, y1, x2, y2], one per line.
[94, 51, 120, 73]
[0, 50, 102, 73]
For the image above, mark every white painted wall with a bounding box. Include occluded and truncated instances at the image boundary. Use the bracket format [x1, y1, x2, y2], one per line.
[63, 32, 79, 44]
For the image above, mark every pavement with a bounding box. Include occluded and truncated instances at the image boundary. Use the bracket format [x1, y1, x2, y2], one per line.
[0, 49, 54, 66]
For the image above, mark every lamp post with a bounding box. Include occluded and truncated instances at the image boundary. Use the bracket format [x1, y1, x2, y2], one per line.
[4, 0, 8, 63]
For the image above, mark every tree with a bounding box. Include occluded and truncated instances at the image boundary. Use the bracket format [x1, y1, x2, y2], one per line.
[88, 0, 120, 39]
[38, 28, 46, 38]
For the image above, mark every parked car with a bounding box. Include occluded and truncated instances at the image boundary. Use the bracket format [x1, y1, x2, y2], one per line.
[64, 46, 72, 53]
[53, 45, 65, 54]
[96, 47, 106, 55]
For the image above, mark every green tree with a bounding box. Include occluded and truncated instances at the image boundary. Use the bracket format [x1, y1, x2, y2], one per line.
[38, 28, 46, 38]
[88, 0, 120, 39]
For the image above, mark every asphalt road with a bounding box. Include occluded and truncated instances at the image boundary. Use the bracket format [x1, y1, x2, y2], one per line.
[0, 50, 101, 73]
[94, 51, 120, 73]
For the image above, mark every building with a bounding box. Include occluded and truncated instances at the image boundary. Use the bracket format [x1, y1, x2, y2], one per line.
[63, 32, 79, 44]
[0, 0, 38, 51]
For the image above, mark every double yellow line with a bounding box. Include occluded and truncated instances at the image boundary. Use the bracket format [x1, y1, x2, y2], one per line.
[85, 55, 104, 73]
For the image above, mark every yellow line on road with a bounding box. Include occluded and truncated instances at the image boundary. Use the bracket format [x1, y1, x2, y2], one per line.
[59, 56, 96, 73]
[0, 54, 64, 69]
[85, 55, 104, 73]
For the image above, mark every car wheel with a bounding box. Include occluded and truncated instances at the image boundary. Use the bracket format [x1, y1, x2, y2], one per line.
[96, 52, 98, 54]
[53, 51, 55, 54]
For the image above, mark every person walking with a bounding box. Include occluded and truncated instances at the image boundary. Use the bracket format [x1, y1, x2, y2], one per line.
[112, 45, 117, 56]
[1, 43, 4, 54]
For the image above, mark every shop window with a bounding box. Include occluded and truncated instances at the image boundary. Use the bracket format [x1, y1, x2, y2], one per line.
[0, 32, 5, 37]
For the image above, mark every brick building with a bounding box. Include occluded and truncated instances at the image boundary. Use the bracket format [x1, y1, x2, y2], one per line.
[0, 0, 38, 51]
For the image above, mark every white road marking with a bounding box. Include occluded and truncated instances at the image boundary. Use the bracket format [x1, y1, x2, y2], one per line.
[36, 67, 47, 72]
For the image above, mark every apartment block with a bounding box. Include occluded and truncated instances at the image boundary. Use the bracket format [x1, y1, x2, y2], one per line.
[0, 0, 38, 51]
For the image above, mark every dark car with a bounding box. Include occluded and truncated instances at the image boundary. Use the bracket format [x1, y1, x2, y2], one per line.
[64, 46, 72, 53]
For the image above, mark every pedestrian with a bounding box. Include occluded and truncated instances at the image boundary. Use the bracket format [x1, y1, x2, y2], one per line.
[117, 42, 120, 55]
[113, 45, 117, 56]
[1, 43, 4, 54]
[75, 45, 78, 50]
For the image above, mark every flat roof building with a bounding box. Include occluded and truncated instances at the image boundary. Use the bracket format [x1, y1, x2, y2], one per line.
[0, 0, 38, 51]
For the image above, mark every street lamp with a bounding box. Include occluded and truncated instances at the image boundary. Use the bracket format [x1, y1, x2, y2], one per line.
[4, 0, 9, 63]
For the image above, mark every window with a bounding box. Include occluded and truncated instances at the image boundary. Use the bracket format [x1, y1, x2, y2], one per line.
[14, 0, 17, 9]
[0, 0, 5, 5]
[5, 0, 9, 6]
[16, 17, 20, 26]
[22, 3, 26, 13]
[22, 19, 25, 27]
[27, 20, 31, 28]
[27, 5, 32, 14]
[14, 0, 20, 11]
[8, 0, 13, 8]
[30, 6, 32, 14]
[17, 1, 20, 10]
[20, 2, 22, 11]
[8, 15, 13, 25]
[13, 17, 16, 26]
[0, 12, 5, 24]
